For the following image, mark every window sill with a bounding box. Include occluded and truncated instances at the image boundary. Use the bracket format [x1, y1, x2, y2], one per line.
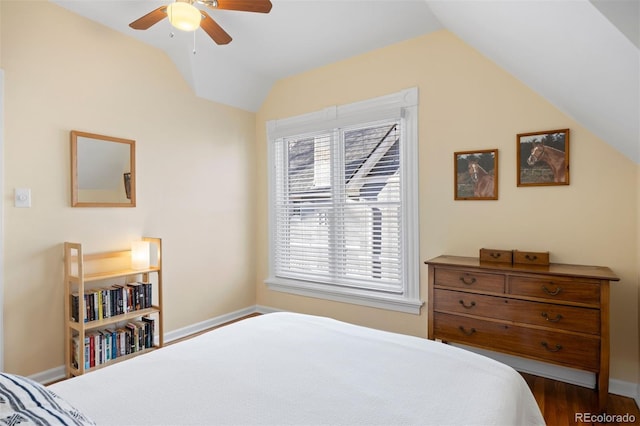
[264, 277, 424, 314]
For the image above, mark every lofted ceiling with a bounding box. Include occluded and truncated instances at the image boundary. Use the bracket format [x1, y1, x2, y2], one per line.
[50, 0, 639, 163]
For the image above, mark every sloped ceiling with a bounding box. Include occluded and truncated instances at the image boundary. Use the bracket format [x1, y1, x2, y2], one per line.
[50, 0, 639, 163]
[427, 0, 639, 163]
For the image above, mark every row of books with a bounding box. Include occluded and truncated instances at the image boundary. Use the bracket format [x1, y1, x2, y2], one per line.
[70, 282, 153, 323]
[72, 317, 155, 370]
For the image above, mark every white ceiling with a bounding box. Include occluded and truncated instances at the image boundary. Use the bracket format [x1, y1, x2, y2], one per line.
[50, 0, 639, 163]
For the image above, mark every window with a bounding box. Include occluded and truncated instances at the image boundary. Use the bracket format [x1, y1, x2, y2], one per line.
[266, 88, 422, 314]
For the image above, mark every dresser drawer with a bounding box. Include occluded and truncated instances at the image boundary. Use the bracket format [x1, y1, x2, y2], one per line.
[426, 255, 618, 411]
[434, 289, 600, 334]
[508, 276, 600, 305]
[434, 268, 504, 293]
[433, 313, 600, 371]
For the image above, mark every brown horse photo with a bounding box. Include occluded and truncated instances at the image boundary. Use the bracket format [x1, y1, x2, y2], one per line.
[468, 158, 495, 197]
[517, 129, 569, 186]
[454, 149, 498, 200]
[527, 142, 566, 183]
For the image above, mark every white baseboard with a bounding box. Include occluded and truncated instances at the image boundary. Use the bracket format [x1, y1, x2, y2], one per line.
[255, 304, 282, 314]
[609, 377, 640, 404]
[163, 306, 257, 343]
[30, 365, 66, 386]
[453, 343, 639, 402]
[453, 343, 595, 387]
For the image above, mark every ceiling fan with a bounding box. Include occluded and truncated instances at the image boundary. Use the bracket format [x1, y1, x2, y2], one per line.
[129, 0, 273, 45]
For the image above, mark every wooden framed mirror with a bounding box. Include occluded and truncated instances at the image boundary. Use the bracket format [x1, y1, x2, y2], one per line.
[71, 130, 136, 207]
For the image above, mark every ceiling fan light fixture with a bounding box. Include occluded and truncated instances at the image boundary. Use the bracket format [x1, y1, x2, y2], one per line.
[167, 2, 202, 32]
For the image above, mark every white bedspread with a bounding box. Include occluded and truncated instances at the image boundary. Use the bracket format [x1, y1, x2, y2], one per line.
[49, 312, 544, 425]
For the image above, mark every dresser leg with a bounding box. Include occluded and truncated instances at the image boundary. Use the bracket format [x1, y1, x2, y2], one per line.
[596, 373, 609, 412]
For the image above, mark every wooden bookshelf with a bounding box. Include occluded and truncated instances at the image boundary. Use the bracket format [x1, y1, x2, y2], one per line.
[63, 237, 163, 377]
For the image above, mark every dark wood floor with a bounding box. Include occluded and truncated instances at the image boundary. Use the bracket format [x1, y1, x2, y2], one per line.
[521, 372, 639, 426]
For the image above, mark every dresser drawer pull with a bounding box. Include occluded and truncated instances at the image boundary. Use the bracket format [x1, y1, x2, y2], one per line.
[541, 341, 563, 352]
[541, 312, 563, 322]
[458, 326, 476, 336]
[542, 285, 563, 296]
[459, 275, 477, 285]
[525, 254, 538, 261]
[458, 300, 476, 309]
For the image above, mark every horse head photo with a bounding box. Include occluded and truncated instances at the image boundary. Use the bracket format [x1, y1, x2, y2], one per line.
[467, 158, 495, 197]
[454, 149, 498, 200]
[527, 142, 567, 182]
[518, 129, 569, 186]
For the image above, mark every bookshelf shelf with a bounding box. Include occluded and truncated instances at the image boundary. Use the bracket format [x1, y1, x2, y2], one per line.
[67, 307, 161, 331]
[63, 237, 164, 377]
[68, 267, 162, 283]
[66, 346, 159, 377]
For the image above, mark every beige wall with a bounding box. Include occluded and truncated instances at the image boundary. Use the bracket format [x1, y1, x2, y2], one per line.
[1, 1, 257, 375]
[256, 31, 639, 385]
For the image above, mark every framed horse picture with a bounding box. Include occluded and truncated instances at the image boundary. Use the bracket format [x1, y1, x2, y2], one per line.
[517, 128, 570, 186]
[454, 149, 498, 200]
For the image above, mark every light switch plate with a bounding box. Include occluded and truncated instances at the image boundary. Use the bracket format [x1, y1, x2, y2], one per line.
[15, 188, 31, 208]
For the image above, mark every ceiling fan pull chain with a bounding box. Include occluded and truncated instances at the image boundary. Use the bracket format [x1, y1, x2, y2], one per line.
[193, 30, 197, 55]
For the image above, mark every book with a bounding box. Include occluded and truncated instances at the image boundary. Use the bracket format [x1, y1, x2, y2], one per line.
[70, 293, 81, 322]
[101, 289, 110, 319]
[86, 331, 98, 368]
[71, 336, 80, 369]
[96, 290, 103, 320]
[127, 282, 144, 311]
[113, 285, 126, 315]
[139, 282, 152, 308]
[84, 335, 90, 370]
[111, 330, 118, 360]
[116, 327, 128, 356]
[99, 330, 111, 362]
[141, 316, 155, 348]
[109, 286, 120, 317]
[125, 323, 137, 353]
[84, 291, 93, 322]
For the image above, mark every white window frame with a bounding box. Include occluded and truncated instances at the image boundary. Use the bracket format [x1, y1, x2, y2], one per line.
[265, 88, 422, 314]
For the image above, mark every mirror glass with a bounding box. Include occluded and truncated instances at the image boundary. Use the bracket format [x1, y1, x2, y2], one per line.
[71, 130, 136, 207]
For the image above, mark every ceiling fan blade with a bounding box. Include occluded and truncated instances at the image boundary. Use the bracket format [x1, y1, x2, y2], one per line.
[129, 6, 167, 30]
[210, 0, 272, 13]
[200, 11, 233, 45]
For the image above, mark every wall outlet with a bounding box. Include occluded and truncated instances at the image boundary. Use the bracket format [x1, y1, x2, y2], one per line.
[15, 188, 31, 208]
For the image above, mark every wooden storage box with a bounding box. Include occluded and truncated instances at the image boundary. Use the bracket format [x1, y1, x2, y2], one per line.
[479, 248, 513, 263]
[513, 250, 549, 266]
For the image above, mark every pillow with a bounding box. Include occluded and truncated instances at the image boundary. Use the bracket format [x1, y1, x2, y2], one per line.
[0, 373, 95, 425]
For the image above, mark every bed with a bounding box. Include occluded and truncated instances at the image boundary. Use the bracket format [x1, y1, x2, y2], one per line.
[6, 312, 544, 425]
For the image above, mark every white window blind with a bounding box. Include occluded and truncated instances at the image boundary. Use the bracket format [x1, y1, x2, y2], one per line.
[274, 121, 402, 292]
[266, 88, 422, 314]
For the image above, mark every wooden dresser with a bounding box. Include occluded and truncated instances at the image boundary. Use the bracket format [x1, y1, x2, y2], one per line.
[425, 255, 619, 409]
